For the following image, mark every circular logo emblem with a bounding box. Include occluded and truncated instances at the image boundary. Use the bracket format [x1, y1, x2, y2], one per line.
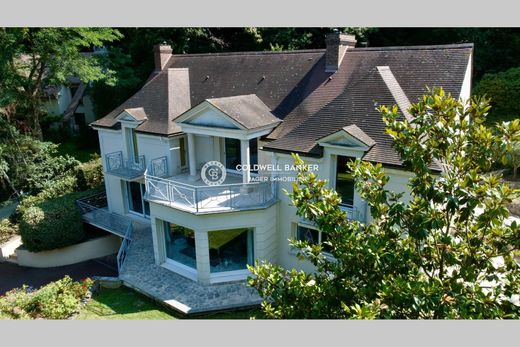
[201, 161, 226, 186]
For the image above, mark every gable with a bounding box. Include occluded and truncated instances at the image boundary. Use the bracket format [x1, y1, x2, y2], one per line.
[184, 105, 242, 129]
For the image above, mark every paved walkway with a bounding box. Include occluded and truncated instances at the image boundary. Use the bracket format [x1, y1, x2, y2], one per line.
[119, 223, 262, 314]
[0, 256, 117, 294]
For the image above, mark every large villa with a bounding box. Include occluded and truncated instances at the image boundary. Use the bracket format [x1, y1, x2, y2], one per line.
[79, 32, 473, 313]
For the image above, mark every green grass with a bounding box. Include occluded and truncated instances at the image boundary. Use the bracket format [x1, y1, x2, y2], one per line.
[76, 286, 259, 320]
[56, 142, 98, 163]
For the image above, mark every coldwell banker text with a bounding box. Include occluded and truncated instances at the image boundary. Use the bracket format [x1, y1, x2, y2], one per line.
[235, 164, 319, 172]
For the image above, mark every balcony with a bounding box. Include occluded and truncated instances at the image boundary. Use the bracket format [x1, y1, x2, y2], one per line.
[105, 151, 145, 180]
[144, 158, 277, 214]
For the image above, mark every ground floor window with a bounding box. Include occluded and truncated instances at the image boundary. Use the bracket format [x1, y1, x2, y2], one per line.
[208, 228, 254, 273]
[163, 222, 197, 269]
[295, 224, 332, 253]
[126, 181, 150, 217]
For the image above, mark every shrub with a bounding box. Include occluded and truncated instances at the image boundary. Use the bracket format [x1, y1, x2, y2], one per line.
[18, 189, 100, 252]
[0, 218, 19, 244]
[13, 175, 78, 222]
[0, 276, 93, 319]
[75, 156, 104, 190]
[474, 67, 520, 124]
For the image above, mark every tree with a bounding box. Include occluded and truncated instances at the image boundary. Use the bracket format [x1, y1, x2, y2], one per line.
[473, 67, 520, 124]
[0, 28, 122, 138]
[248, 88, 520, 319]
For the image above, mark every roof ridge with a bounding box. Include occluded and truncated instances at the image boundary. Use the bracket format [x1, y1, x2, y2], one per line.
[169, 49, 325, 58]
[353, 43, 474, 52]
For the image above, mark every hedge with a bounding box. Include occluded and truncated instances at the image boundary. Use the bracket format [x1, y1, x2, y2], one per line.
[75, 157, 104, 191]
[19, 188, 102, 252]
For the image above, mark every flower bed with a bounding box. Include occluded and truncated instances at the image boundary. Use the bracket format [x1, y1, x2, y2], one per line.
[0, 276, 93, 319]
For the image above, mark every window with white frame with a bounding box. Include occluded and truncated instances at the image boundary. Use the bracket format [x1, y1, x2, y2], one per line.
[294, 223, 332, 253]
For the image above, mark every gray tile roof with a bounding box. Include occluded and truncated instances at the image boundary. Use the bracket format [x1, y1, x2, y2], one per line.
[199, 94, 281, 130]
[92, 43, 472, 168]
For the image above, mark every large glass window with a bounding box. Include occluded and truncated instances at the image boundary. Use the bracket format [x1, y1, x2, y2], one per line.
[295, 224, 332, 253]
[336, 156, 355, 207]
[163, 222, 197, 269]
[208, 228, 254, 273]
[126, 181, 149, 217]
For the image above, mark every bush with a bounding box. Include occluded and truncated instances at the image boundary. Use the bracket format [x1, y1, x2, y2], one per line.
[18, 188, 100, 252]
[75, 156, 104, 190]
[474, 67, 520, 124]
[0, 219, 19, 244]
[0, 276, 93, 319]
[13, 175, 79, 223]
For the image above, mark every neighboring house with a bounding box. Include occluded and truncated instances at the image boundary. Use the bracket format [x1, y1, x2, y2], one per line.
[40, 48, 106, 132]
[43, 79, 96, 133]
[83, 33, 472, 312]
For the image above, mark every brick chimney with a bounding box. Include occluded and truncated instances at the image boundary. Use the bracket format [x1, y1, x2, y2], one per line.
[325, 32, 357, 72]
[153, 43, 172, 71]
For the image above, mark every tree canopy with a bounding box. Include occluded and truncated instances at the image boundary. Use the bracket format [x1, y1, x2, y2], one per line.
[248, 88, 520, 319]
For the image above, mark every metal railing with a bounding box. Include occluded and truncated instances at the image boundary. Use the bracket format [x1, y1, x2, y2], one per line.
[144, 175, 277, 213]
[76, 191, 134, 273]
[116, 222, 133, 273]
[105, 151, 146, 179]
[76, 192, 131, 237]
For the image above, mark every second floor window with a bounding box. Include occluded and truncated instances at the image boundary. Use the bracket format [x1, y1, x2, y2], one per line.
[336, 155, 355, 207]
[126, 128, 139, 162]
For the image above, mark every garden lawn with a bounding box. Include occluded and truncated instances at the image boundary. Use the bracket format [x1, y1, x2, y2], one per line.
[76, 286, 258, 320]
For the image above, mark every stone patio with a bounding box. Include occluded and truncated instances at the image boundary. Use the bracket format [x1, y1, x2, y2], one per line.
[119, 222, 262, 315]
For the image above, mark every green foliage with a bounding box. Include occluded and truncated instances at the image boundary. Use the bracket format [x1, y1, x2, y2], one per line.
[75, 156, 104, 191]
[0, 28, 122, 137]
[0, 218, 18, 244]
[0, 118, 79, 200]
[249, 88, 520, 319]
[473, 67, 520, 124]
[14, 175, 78, 221]
[18, 188, 100, 252]
[0, 276, 93, 319]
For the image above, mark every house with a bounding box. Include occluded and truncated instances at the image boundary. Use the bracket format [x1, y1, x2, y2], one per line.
[83, 32, 473, 313]
[39, 48, 106, 133]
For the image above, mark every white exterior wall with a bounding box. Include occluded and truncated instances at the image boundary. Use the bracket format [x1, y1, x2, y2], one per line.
[97, 128, 180, 217]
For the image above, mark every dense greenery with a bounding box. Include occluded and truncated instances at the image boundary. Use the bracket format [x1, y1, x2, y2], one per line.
[0, 118, 79, 200]
[248, 88, 520, 319]
[0, 28, 122, 138]
[0, 276, 93, 319]
[13, 155, 103, 252]
[474, 67, 520, 125]
[18, 185, 103, 252]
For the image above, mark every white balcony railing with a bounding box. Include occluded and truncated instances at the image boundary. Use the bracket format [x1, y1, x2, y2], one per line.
[145, 175, 277, 213]
[105, 151, 145, 179]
